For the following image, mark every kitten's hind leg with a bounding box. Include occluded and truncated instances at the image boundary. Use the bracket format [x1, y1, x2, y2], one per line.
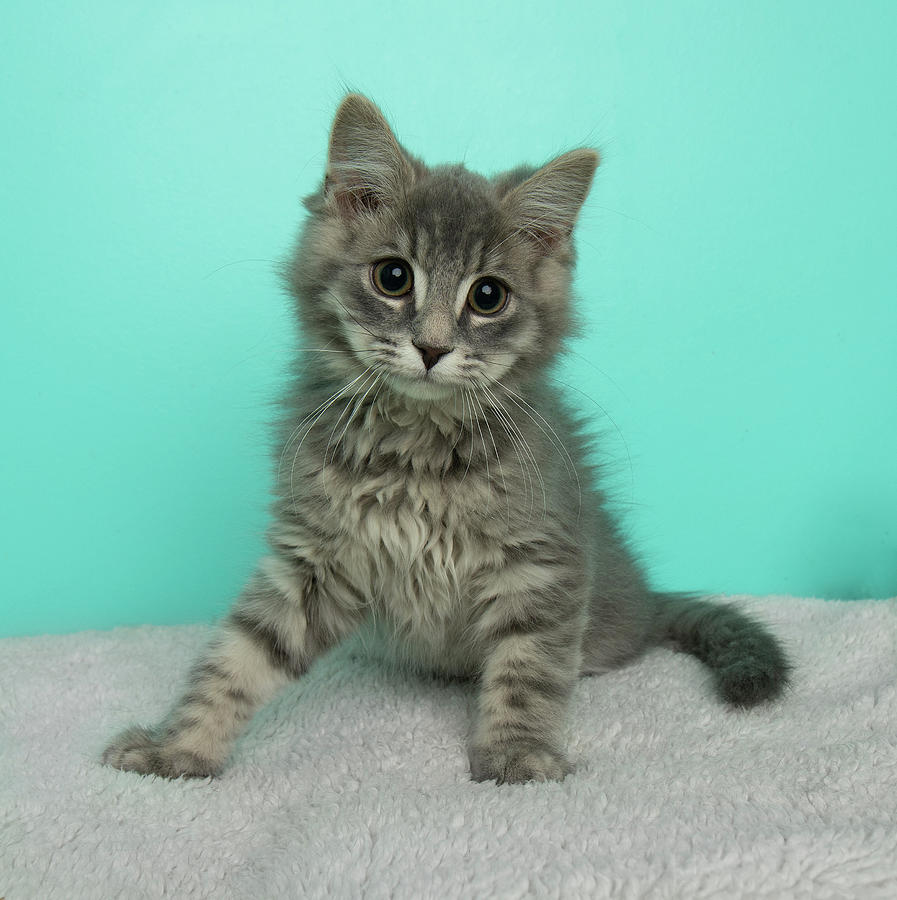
[102, 558, 360, 779]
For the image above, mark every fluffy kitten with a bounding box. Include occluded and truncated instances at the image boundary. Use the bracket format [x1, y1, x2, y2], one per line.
[103, 94, 789, 784]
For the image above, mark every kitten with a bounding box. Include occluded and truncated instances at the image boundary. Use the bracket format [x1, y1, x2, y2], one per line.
[103, 94, 789, 784]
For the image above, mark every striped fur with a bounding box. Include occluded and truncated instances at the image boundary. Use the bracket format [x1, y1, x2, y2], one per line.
[103, 95, 789, 784]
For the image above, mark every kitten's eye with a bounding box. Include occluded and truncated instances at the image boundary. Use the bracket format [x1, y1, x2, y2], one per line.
[372, 259, 413, 297]
[467, 277, 508, 315]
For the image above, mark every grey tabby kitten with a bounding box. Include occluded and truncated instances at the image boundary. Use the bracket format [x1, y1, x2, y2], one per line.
[103, 94, 789, 784]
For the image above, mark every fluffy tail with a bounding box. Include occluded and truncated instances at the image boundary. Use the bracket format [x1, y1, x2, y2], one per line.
[653, 592, 791, 707]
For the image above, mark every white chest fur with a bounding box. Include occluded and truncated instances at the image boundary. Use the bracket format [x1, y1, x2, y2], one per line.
[326, 462, 503, 667]
[273, 392, 514, 673]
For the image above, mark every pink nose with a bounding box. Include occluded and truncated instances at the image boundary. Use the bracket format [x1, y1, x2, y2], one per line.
[414, 343, 452, 371]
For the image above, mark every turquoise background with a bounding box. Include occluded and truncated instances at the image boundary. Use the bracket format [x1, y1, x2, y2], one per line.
[2, 1, 895, 638]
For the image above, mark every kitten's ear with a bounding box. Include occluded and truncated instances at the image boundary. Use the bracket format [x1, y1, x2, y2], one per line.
[324, 94, 414, 219]
[502, 149, 599, 251]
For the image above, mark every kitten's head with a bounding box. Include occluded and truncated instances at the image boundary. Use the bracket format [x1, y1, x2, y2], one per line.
[287, 94, 597, 403]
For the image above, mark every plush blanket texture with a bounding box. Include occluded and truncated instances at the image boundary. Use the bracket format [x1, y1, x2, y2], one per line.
[2, 595, 896, 899]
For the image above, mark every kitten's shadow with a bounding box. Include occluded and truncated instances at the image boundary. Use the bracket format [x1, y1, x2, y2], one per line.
[249, 631, 477, 738]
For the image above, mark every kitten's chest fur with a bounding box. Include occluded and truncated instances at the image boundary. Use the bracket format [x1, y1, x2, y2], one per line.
[278, 390, 510, 673]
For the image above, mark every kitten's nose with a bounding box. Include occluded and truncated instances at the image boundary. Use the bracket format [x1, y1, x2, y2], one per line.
[414, 342, 452, 371]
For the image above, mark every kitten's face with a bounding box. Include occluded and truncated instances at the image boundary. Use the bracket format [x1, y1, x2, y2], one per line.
[314, 168, 558, 403]
[289, 95, 598, 404]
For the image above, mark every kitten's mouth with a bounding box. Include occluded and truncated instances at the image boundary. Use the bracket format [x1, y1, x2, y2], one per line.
[385, 371, 456, 402]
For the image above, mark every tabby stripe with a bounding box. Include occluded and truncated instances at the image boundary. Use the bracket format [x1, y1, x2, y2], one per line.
[480, 724, 557, 748]
[225, 685, 252, 705]
[158, 749, 216, 780]
[491, 671, 569, 701]
[182, 661, 251, 707]
[229, 610, 306, 679]
[481, 610, 561, 644]
[503, 690, 530, 710]
[194, 661, 231, 684]
[180, 689, 216, 711]
[486, 736, 558, 754]
[171, 714, 205, 732]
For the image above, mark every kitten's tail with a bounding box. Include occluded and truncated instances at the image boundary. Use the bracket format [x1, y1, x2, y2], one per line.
[652, 592, 791, 707]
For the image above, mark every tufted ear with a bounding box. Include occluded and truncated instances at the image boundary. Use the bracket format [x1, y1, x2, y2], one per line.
[324, 94, 414, 219]
[502, 148, 599, 251]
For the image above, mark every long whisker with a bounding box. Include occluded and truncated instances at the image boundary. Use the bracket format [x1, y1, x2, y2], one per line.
[332, 371, 382, 466]
[469, 389, 492, 514]
[299, 348, 371, 354]
[287, 367, 373, 512]
[480, 383, 546, 520]
[363, 370, 389, 430]
[471, 389, 510, 528]
[324, 368, 379, 469]
[479, 382, 536, 521]
[559, 350, 630, 400]
[447, 388, 468, 462]
[459, 389, 475, 484]
[496, 380, 577, 521]
[323, 288, 381, 340]
[498, 382, 579, 478]
[203, 257, 274, 279]
[548, 375, 635, 502]
[278, 369, 369, 485]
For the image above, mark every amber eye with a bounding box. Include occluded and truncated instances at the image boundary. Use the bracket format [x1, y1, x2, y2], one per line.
[467, 277, 508, 315]
[372, 259, 413, 297]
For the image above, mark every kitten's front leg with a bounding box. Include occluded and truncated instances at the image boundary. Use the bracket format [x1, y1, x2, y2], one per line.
[103, 558, 358, 778]
[469, 599, 584, 785]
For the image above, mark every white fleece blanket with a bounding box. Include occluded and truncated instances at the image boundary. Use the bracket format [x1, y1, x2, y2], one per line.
[2, 596, 896, 899]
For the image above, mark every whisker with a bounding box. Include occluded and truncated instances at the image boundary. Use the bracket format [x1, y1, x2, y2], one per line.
[299, 348, 368, 354]
[203, 257, 274, 279]
[495, 380, 579, 522]
[324, 288, 381, 340]
[324, 368, 379, 469]
[278, 370, 367, 485]
[459, 389, 475, 484]
[364, 370, 389, 428]
[332, 371, 382, 466]
[479, 383, 534, 520]
[287, 367, 373, 512]
[447, 388, 468, 461]
[498, 382, 578, 476]
[469, 389, 492, 514]
[560, 350, 630, 400]
[548, 375, 634, 502]
[480, 383, 545, 520]
[471, 389, 510, 528]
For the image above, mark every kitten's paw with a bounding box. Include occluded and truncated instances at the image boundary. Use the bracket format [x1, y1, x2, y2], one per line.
[469, 741, 572, 785]
[102, 725, 218, 779]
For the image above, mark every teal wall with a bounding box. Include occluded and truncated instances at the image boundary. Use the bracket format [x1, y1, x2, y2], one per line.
[2, 1, 895, 637]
